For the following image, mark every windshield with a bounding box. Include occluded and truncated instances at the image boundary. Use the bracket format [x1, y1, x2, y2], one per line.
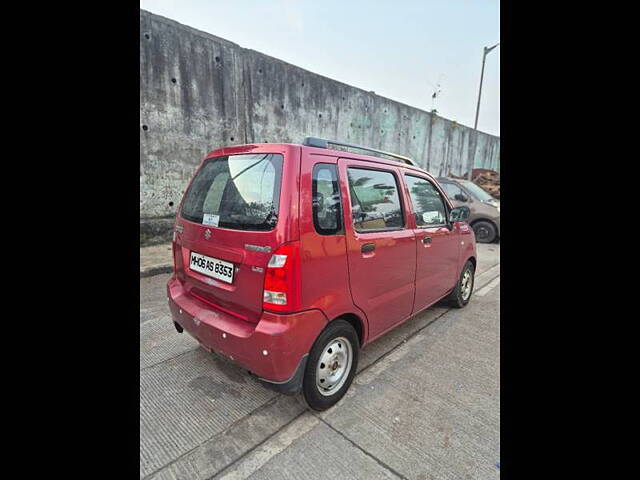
[181, 153, 283, 231]
[459, 180, 495, 202]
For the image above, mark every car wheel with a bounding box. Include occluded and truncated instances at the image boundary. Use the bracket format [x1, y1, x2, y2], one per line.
[446, 260, 475, 308]
[472, 220, 497, 243]
[302, 319, 359, 411]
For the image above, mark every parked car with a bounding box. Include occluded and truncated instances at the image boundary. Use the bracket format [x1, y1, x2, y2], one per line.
[437, 177, 500, 243]
[168, 137, 477, 410]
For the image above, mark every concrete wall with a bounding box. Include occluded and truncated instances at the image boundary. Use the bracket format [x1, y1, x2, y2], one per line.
[140, 9, 500, 238]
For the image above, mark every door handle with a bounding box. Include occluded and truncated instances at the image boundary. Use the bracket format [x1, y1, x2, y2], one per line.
[422, 236, 432, 245]
[361, 243, 376, 253]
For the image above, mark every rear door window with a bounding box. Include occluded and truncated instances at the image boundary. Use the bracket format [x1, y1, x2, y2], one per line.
[347, 167, 404, 231]
[404, 175, 448, 227]
[181, 153, 283, 231]
[312, 164, 343, 235]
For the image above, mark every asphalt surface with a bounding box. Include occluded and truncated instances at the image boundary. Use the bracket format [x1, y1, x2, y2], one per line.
[140, 243, 500, 480]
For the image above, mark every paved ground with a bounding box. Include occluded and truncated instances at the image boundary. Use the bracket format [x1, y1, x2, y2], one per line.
[140, 243, 500, 480]
[141, 243, 173, 277]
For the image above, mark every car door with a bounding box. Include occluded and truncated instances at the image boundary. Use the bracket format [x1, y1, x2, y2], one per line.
[403, 174, 460, 312]
[339, 159, 416, 341]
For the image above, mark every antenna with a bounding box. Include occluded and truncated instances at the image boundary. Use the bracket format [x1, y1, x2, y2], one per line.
[430, 74, 443, 112]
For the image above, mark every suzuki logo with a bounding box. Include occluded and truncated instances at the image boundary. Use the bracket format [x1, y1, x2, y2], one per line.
[204, 229, 212, 240]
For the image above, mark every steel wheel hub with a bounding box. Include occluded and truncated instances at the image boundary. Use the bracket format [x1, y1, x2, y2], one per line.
[316, 337, 353, 396]
[461, 269, 473, 300]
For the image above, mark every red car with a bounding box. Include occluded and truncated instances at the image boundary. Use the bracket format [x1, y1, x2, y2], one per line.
[167, 137, 476, 410]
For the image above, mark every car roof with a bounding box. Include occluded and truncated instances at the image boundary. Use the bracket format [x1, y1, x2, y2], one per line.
[300, 143, 432, 177]
[207, 142, 437, 181]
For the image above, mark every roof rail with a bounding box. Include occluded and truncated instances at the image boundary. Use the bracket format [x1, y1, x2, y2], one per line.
[302, 137, 416, 166]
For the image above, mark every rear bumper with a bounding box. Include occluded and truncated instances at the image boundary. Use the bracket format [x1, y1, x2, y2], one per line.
[167, 275, 327, 391]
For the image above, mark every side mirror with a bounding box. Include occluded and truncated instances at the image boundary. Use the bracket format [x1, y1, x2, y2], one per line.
[449, 205, 470, 223]
[454, 193, 468, 202]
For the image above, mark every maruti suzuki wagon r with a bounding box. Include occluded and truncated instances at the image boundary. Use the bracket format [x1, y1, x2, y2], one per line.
[167, 137, 476, 410]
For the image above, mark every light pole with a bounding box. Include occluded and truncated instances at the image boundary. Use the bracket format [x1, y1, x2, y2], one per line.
[470, 42, 499, 179]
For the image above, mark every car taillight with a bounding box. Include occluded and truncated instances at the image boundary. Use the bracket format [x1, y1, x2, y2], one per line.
[263, 241, 301, 312]
[173, 243, 185, 281]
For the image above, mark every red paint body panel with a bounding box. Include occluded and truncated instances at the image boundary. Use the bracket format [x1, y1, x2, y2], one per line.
[168, 276, 327, 382]
[400, 173, 461, 311]
[167, 142, 477, 384]
[456, 221, 477, 274]
[298, 153, 357, 321]
[337, 159, 417, 339]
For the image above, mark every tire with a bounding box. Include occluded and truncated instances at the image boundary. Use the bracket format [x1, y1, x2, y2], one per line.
[302, 319, 359, 411]
[446, 260, 475, 308]
[472, 220, 497, 243]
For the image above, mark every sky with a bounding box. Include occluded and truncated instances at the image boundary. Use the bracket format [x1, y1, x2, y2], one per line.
[140, 0, 500, 136]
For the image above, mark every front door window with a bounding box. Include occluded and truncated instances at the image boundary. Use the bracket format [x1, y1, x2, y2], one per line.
[404, 175, 448, 227]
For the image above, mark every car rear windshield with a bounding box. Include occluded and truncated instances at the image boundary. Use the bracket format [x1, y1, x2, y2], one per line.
[181, 153, 283, 231]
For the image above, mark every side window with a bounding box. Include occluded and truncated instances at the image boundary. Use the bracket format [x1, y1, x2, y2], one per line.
[347, 167, 404, 231]
[312, 164, 343, 235]
[404, 175, 448, 227]
[441, 182, 467, 202]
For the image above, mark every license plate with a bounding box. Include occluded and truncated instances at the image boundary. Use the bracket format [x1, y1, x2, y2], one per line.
[189, 251, 234, 284]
